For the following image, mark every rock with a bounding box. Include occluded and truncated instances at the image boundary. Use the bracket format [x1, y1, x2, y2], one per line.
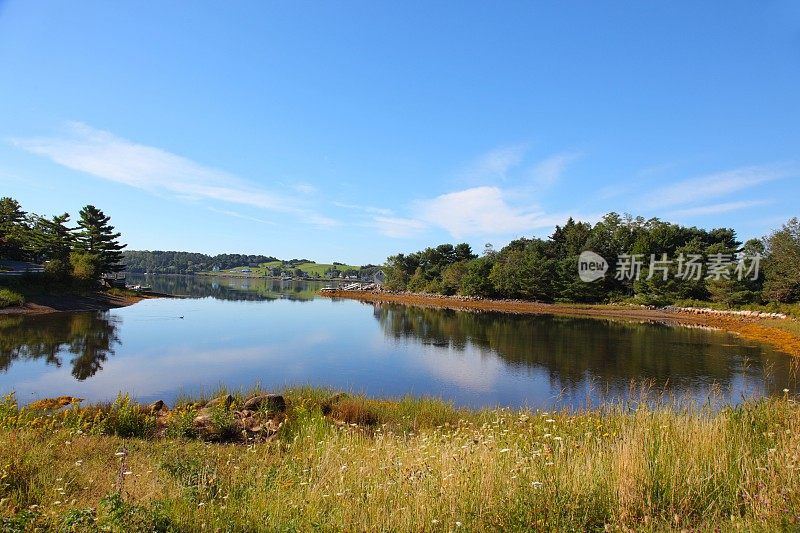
[205, 394, 234, 409]
[321, 393, 349, 415]
[243, 394, 286, 412]
[148, 400, 167, 412]
[240, 416, 261, 432]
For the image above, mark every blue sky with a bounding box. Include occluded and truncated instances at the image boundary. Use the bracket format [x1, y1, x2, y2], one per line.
[1, 1, 798, 265]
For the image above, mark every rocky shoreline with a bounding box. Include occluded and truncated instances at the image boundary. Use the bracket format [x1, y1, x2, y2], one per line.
[149, 393, 287, 442]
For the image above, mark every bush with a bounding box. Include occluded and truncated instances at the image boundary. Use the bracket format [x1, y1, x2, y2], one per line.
[208, 404, 239, 440]
[0, 287, 24, 309]
[70, 251, 101, 284]
[164, 406, 197, 439]
[99, 395, 157, 438]
[43, 258, 70, 281]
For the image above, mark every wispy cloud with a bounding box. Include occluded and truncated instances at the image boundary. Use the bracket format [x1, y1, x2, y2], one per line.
[292, 182, 318, 195]
[372, 216, 426, 238]
[667, 200, 770, 218]
[333, 201, 393, 217]
[10, 122, 337, 227]
[644, 164, 794, 208]
[413, 186, 568, 238]
[207, 207, 278, 225]
[459, 144, 528, 182]
[530, 151, 581, 189]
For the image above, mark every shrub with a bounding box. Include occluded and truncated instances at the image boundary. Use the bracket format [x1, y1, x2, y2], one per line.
[208, 404, 239, 440]
[69, 251, 101, 284]
[164, 406, 197, 439]
[43, 258, 70, 281]
[0, 287, 24, 309]
[100, 395, 157, 438]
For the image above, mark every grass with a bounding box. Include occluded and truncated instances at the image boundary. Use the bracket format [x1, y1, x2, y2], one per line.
[0, 287, 24, 309]
[0, 387, 798, 531]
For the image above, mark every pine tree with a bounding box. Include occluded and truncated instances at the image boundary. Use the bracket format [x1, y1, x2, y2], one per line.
[74, 205, 127, 273]
[0, 197, 28, 260]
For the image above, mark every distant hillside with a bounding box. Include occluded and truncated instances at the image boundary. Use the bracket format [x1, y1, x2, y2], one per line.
[122, 251, 279, 274]
[214, 260, 371, 279]
[122, 251, 378, 277]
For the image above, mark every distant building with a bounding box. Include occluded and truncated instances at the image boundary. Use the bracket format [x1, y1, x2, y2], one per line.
[373, 270, 386, 287]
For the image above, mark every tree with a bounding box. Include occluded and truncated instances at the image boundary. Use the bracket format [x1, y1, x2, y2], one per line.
[74, 206, 127, 274]
[762, 218, 800, 303]
[489, 240, 556, 301]
[459, 256, 495, 297]
[440, 261, 469, 295]
[0, 197, 28, 260]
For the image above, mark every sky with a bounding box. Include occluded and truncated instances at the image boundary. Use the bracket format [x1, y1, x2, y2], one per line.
[1, 1, 798, 265]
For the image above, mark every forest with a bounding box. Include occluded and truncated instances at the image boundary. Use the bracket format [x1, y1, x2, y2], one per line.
[384, 213, 800, 306]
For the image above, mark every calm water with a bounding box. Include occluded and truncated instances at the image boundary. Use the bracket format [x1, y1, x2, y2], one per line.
[0, 275, 797, 408]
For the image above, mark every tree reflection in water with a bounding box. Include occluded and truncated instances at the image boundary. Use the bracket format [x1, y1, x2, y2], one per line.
[371, 302, 799, 400]
[0, 312, 120, 380]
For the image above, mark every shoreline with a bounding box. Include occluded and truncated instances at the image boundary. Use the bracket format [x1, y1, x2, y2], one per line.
[321, 290, 800, 357]
[0, 289, 169, 316]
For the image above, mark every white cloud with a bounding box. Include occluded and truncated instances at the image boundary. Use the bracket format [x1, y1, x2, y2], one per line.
[667, 200, 769, 218]
[460, 144, 528, 181]
[292, 182, 317, 195]
[413, 186, 566, 238]
[207, 207, 277, 225]
[10, 122, 337, 227]
[645, 164, 794, 208]
[372, 216, 426, 238]
[333, 201, 393, 216]
[530, 151, 581, 188]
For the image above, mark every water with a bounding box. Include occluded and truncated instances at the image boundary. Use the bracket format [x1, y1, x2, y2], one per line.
[0, 275, 797, 408]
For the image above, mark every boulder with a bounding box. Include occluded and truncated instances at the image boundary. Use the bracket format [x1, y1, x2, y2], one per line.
[205, 394, 234, 409]
[148, 400, 167, 412]
[243, 394, 286, 412]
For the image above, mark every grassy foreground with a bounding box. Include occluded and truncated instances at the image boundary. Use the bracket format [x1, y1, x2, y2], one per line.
[0, 388, 798, 532]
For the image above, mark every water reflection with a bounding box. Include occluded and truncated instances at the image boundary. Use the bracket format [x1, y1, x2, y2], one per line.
[0, 277, 797, 409]
[371, 302, 799, 400]
[127, 274, 333, 302]
[0, 312, 120, 380]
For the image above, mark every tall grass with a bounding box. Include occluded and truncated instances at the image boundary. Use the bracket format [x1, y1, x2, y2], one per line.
[0, 388, 797, 531]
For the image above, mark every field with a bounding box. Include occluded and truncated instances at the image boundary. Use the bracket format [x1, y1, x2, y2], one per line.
[213, 261, 362, 278]
[0, 387, 798, 531]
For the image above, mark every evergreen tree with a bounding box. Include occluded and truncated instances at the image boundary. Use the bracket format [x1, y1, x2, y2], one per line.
[74, 206, 127, 274]
[0, 197, 28, 260]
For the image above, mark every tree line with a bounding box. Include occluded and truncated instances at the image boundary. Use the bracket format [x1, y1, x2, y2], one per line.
[384, 213, 800, 306]
[121, 251, 280, 274]
[0, 197, 125, 283]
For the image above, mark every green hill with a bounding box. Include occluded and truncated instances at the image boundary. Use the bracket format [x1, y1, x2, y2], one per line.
[213, 260, 362, 278]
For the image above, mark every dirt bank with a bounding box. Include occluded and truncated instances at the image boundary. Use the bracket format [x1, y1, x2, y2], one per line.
[322, 290, 800, 357]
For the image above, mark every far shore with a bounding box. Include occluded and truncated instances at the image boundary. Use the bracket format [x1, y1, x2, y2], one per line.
[321, 290, 800, 357]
